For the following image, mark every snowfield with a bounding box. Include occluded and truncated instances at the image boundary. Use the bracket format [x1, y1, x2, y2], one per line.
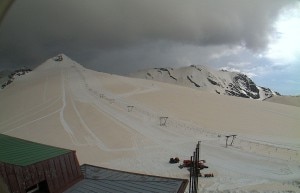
[0, 55, 299, 193]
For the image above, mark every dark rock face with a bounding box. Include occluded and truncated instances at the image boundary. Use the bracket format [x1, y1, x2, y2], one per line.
[53, 54, 63, 61]
[261, 87, 280, 99]
[207, 73, 223, 87]
[207, 78, 218, 85]
[227, 90, 248, 98]
[191, 65, 202, 72]
[226, 73, 260, 99]
[226, 83, 249, 98]
[146, 72, 153, 79]
[206, 72, 279, 99]
[187, 76, 201, 87]
[156, 68, 177, 81]
[131, 65, 280, 100]
[1, 67, 32, 89]
[221, 73, 280, 99]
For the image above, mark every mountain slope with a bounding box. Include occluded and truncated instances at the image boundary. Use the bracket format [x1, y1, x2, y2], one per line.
[130, 65, 279, 100]
[0, 54, 299, 192]
[265, 95, 300, 107]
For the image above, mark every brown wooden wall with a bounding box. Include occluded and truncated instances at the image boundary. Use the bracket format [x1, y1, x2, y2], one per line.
[0, 151, 83, 193]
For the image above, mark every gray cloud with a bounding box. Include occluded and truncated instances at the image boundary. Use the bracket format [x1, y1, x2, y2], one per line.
[0, 0, 296, 71]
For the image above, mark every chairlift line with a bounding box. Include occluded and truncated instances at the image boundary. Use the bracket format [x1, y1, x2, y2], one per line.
[159, 116, 168, 126]
[225, 134, 237, 147]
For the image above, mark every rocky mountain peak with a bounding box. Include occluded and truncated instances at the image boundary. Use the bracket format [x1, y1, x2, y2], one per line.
[130, 65, 280, 100]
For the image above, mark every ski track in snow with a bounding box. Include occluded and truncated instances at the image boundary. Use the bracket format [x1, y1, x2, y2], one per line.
[0, 96, 60, 128]
[3, 109, 60, 134]
[58, 68, 85, 147]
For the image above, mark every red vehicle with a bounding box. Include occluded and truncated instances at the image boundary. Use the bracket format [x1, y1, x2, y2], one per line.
[183, 160, 208, 169]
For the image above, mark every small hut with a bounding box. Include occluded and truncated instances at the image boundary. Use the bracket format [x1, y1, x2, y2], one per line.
[0, 134, 83, 193]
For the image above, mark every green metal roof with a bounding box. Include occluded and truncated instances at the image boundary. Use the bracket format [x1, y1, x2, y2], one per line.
[0, 134, 71, 166]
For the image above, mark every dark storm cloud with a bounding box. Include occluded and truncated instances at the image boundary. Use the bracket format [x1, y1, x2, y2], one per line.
[0, 0, 296, 71]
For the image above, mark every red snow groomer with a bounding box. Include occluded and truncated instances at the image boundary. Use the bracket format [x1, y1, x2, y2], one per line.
[183, 159, 208, 169]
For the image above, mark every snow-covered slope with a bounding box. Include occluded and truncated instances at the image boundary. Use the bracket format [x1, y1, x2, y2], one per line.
[265, 95, 300, 107]
[1, 54, 299, 192]
[130, 65, 280, 100]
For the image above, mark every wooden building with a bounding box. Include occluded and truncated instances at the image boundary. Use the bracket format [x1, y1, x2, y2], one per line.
[0, 134, 83, 193]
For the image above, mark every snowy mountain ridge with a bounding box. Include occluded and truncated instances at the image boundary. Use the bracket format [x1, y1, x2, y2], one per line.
[130, 65, 280, 100]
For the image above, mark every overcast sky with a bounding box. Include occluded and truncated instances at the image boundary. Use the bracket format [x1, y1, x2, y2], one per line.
[0, 0, 299, 95]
